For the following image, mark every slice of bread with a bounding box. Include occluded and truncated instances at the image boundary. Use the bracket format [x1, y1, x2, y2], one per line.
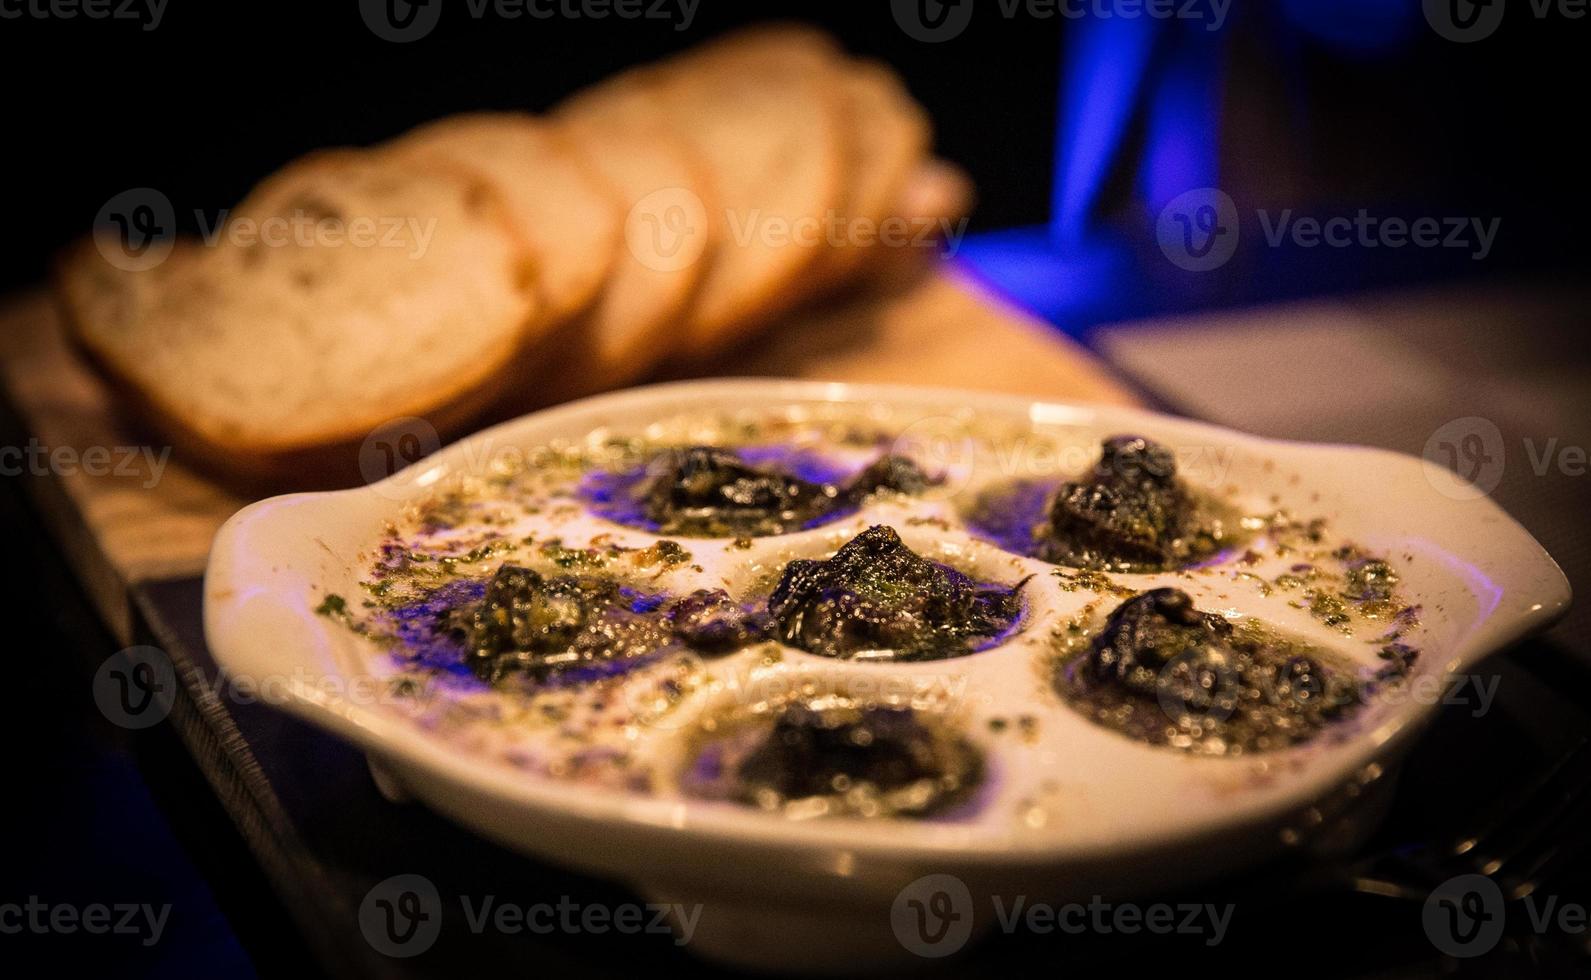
[852, 159, 978, 288]
[818, 59, 933, 287]
[648, 25, 848, 355]
[59, 150, 540, 487]
[553, 77, 716, 397]
[389, 112, 621, 330]
[56, 233, 201, 344]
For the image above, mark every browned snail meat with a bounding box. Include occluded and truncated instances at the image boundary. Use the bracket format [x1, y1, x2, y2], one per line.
[1083, 586, 1228, 698]
[1037, 435, 1224, 571]
[768, 525, 1024, 661]
[844, 452, 933, 499]
[447, 566, 768, 683]
[670, 588, 773, 653]
[631, 446, 932, 537]
[706, 703, 984, 817]
[1058, 587, 1366, 754]
[641, 446, 838, 536]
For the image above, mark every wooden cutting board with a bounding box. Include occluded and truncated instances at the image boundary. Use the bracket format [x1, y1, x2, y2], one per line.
[0, 263, 1140, 643]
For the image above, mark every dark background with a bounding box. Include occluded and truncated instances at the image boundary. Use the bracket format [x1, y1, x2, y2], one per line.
[3, 2, 1589, 291]
[4, 3, 1590, 978]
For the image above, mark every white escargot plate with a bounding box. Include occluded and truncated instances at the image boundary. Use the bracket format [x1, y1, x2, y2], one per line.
[205, 379, 1569, 970]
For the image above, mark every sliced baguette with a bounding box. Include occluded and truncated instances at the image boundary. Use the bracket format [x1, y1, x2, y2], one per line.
[818, 59, 933, 287]
[59, 150, 540, 487]
[552, 76, 716, 398]
[388, 112, 621, 331]
[861, 159, 978, 287]
[648, 25, 848, 354]
[56, 233, 201, 344]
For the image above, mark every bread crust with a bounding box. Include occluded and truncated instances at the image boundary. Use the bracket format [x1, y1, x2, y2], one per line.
[648, 26, 849, 355]
[818, 59, 933, 287]
[551, 75, 719, 400]
[388, 112, 623, 330]
[55, 151, 544, 490]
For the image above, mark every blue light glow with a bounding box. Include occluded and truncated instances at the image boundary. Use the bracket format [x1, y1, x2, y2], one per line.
[1137, 25, 1224, 215]
[1277, 0, 1420, 56]
[1050, 17, 1160, 249]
